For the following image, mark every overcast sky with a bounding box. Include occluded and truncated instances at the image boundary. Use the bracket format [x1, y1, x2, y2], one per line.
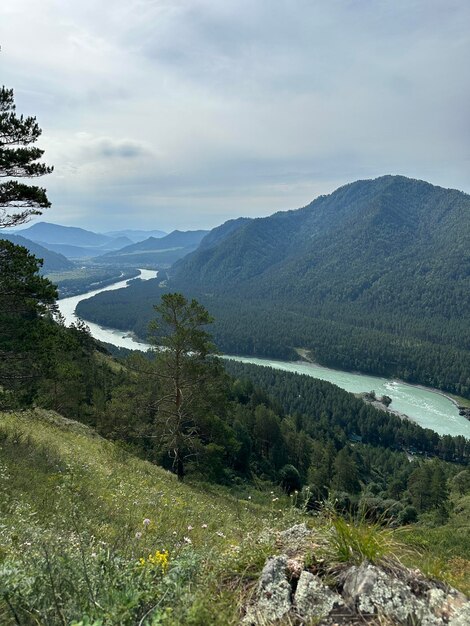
[1, 0, 469, 232]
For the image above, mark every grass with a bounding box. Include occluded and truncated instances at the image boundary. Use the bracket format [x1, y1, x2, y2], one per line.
[446, 392, 470, 409]
[0, 409, 299, 625]
[314, 506, 409, 570]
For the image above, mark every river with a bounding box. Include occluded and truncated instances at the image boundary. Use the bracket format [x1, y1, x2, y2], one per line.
[56, 272, 470, 438]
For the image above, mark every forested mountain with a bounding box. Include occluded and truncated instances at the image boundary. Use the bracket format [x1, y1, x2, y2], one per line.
[78, 176, 470, 398]
[0, 234, 74, 272]
[95, 229, 209, 267]
[172, 175, 470, 303]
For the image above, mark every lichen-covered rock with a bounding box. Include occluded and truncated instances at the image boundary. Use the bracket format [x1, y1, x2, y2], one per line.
[277, 523, 312, 557]
[242, 555, 292, 625]
[294, 571, 344, 620]
[449, 602, 470, 625]
[242, 535, 470, 626]
[342, 562, 444, 625]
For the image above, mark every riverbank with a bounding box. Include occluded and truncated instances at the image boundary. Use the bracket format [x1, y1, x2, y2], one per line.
[295, 346, 470, 410]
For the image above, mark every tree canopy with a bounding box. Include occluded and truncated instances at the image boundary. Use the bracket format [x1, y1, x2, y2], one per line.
[0, 85, 53, 229]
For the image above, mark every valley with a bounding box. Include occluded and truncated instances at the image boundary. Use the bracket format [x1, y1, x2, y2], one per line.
[58, 272, 470, 437]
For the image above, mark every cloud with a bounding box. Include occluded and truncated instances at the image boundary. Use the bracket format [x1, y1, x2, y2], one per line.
[1, 0, 469, 231]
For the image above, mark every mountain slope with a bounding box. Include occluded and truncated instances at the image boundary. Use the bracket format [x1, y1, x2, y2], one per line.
[0, 233, 75, 272]
[171, 175, 470, 309]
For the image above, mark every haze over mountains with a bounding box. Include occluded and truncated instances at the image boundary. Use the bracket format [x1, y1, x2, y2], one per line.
[77, 175, 470, 398]
[6, 222, 166, 260]
[3, 221, 210, 269]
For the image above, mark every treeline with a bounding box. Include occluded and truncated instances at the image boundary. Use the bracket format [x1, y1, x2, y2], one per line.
[224, 361, 469, 463]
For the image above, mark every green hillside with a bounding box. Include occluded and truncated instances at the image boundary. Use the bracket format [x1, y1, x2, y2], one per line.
[0, 408, 291, 624]
[3, 238, 470, 624]
[1, 408, 469, 625]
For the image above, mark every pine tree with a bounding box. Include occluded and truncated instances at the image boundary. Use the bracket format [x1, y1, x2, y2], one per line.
[149, 293, 224, 480]
[1, 86, 53, 228]
[0, 240, 57, 405]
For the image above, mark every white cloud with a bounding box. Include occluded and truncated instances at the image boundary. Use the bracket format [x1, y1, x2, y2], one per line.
[1, 0, 469, 230]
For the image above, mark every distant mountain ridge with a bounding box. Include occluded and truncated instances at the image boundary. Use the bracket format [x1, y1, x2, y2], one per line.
[95, 229, 209, 267]
[16, 222, 113, 247]
[104, 229, 167, 242]
[7, 222, 169, 259]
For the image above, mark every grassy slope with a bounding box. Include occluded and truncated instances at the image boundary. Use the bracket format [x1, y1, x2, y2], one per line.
[0, 409, 297, 625]
[1, 410, 469, 624]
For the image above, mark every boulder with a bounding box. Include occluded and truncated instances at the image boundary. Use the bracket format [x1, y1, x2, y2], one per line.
[242, 555, 292, 625]
[294, 571, 344, 620]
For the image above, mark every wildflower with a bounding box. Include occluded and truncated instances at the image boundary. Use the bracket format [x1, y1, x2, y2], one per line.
[201, 523, 208, 529]
[135, 532, 142, 539]
[143, 518, 151, 526]
[187, 525, 193, 531]
[248, 496, 252, 500]
[183, 536, 192, 544]
[172, 530, 177, 535]
[91, 552, 97, 558]
[216, 531, 225, 538]
[138, 550, 169, 573]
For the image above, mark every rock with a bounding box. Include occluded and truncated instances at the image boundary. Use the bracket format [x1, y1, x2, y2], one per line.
[341, 561, 470, 625]
[287, 558, 303, 579]
[449, 602, 470, 625]
[242, 534, 470, 626]
[277, 523, 312, 557]
[294, 571, 344, 620]
[242, 555, 292, 625]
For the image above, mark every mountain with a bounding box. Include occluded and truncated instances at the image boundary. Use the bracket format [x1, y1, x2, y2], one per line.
[104, 228, 167, 242]
[77, 175, 470, 398]
[95, 229, 209, 267]
[171, 175, 470, 299]
[16, 222, 113, 247]
[0, 233, 75, 272]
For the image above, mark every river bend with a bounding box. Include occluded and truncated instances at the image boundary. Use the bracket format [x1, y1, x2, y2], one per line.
[56, 273, 470, 438]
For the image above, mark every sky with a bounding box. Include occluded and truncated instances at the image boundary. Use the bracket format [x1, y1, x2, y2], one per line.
[1, 0, 469, 232]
